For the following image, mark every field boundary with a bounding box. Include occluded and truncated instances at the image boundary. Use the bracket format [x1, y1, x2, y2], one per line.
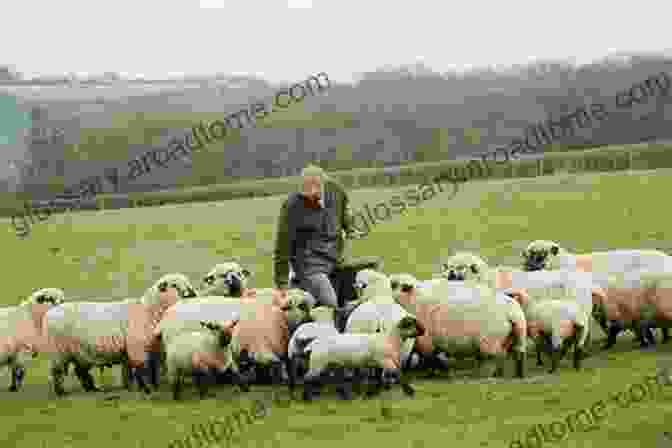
[3, 141, 672, 218]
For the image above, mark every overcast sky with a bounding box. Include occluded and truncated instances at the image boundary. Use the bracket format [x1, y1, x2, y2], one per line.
[2, 0, 671, 84]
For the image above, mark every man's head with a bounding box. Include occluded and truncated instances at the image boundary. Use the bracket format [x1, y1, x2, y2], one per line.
[300, 165, 325, 208]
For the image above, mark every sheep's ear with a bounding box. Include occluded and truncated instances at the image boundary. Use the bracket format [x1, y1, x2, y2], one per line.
[441, 263, 449, 271]
[241, 269, 251, 278]
[398, 316, 413, 329]
[550, 245, 559, 256]
[158, 281, 168, 293]
[470, 264, 479, 274]
[200, 321, 217, 331]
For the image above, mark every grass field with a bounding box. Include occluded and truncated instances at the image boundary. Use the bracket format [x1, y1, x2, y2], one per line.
[2, 167, 672, 448]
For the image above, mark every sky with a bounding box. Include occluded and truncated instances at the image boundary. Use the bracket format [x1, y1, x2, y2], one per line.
[2, 0, 671, 85]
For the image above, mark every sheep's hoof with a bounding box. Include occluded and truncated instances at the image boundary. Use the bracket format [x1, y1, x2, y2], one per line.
[401, 384, 415, 397]
[336, 387, 353, 401]
[54, 388, 67, 397]
[8, 385, 18, 392]
[573, 349, 584, 370]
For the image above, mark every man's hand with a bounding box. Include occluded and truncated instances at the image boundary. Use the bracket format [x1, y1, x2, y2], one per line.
[345, 229, 366, 240]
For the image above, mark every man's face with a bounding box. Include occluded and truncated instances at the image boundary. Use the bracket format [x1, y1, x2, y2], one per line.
[302, 175, 322, 206]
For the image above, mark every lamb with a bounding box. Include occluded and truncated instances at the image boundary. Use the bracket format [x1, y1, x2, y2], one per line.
[393, 277, 527, 378]
[522, 240, 668, 348]
[151, 298, 254, 387]
[286, 320, 340, 397]
[226, 289, 315, 388]
[301, 315, 426, 401]
[39, 273, 195, 396]
[0, 288, 65, 391]
[166, 319, 244, 400]
[344, 270, 416, 369]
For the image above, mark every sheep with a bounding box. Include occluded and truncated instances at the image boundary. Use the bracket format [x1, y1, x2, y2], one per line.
[301, 315, 426, 401]
[40, 273, 195, 396]
[443, 252, 598, 369]
[439, 252, 528, 303]
[151, 298, 255, 387]
[522, 240, 668, 348]
[200, 262, 252, 297]
[393, 277, 527, 379]
[166, 319, 243, 400]
[226, 289, 315, 388]
[591, 268, 672, 351]
[506, 283, 591, 373]
[345, 270, 417, 373]
[287, 320, 340, 397]
[0, 288, 65, 391]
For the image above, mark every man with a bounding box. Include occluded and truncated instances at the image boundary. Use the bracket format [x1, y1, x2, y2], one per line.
[273, 164, 362, 326]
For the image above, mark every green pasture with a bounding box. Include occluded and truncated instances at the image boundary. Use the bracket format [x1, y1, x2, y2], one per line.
[1, 168, 672, 447]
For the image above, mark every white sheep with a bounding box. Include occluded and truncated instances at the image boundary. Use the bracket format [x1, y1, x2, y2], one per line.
[302, 315, 426, 401]
[522, 239, 672, 346]
[287, 320, 340, 397]
[166, 319, 244, 400]
[41, 273, 195, 396]
[0, 288, 65, 391]
[345, 270, 416, 371]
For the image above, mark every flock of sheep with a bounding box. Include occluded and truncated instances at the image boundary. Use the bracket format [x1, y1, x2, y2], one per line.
[2, 239, 672, 401]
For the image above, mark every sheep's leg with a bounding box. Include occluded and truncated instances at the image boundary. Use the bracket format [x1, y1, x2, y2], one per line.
[132, 365, 152, 395]
[536, 337, 544, 366]
[49, 359, 68, 397]
[286, 357, 297, 399]
[270, 361, 284, 385]
[351, 368, 363, 396]
[192, 368, 210, 399]
[302, 368, 325, 402]
[603, 320, 624, 350]
[395, 368, 415, 397]
[513, 351, 526, 378]
[9, 364, 25, 392]
[335, 367, 353, 400]
[121, 363, 134, 390]
[365, 368, 384, 398]
[144, 351, 162, 389]
[172, 372, 183, 401]
[637, 320, 657, 349]
[229, 362, 250, 393]
[544, 333, 563, 374]
[74, 363, 101, 392]
[662, 327, 670, 344]
[572, 326, 587, 370]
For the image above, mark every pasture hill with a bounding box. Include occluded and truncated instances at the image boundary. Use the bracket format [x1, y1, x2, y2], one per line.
[0, 142, 671, 448]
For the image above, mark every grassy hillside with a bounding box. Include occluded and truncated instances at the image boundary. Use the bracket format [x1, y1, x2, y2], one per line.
[1, 167, 671, 447]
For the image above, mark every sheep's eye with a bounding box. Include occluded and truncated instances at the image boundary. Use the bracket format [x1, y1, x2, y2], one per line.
[400, 285, 413, 293]
[470, 264, 479, 274]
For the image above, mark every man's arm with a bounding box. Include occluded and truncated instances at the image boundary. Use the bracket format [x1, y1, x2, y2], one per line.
[273, 198, 293, 289]
[333, 180, 358, 237]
